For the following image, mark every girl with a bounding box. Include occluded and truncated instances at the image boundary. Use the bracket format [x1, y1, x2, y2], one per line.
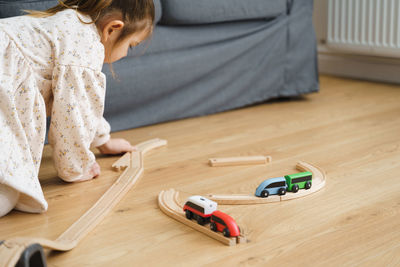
[0, 0, 155, 217]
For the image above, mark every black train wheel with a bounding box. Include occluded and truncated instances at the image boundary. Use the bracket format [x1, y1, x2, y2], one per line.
[261, 190, 269, 198]
[223, 228, 230, 237]
[292, 184, 299, 193]
[196, 216, 205, 225]
[210, 222, 217, 232]
[185, 210, 193, 220]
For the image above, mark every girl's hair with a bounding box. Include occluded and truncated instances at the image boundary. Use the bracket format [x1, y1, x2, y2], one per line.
[27, 0, 155, 44]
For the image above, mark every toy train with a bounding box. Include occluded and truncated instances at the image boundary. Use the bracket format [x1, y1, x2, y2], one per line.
[183, 196, 240, 237]
[255, 171, 312, 198]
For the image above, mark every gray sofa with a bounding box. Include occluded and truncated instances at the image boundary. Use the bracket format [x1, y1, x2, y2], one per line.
[0, 0, 319, 132]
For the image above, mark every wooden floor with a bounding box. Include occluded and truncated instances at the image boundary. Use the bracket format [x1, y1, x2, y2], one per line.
[1, 75, 400, 266]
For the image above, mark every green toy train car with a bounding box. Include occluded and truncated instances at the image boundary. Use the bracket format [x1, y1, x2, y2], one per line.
[284, 171, 312, 192]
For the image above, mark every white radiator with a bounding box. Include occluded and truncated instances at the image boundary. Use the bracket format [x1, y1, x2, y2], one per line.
[327, 0, 400, 58]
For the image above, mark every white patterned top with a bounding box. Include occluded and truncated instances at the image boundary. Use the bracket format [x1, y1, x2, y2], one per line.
[0, 9, 110, 212]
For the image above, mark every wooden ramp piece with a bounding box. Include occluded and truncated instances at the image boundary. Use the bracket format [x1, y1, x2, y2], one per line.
[209, 156, 272, 167]
[0, 138, 167, 267]
[207, 161, 326, 205]
[158, 189, 247, 246]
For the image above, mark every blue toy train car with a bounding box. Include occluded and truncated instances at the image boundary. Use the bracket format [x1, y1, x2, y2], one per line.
[255, 172, 313, 198]
[255, 177, 287, 198]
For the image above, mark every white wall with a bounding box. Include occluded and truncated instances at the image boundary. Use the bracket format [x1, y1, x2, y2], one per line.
[313, 1, 328, 45]
[313, 0, 400, 84]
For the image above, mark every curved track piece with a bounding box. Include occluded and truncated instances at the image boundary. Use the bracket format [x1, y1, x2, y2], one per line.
[158, 189, 247, 246]
[207, 161, 326, 205]
[0, 138, 167, 267]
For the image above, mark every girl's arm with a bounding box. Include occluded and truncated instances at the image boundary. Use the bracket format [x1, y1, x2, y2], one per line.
[49, 65, 107, 182]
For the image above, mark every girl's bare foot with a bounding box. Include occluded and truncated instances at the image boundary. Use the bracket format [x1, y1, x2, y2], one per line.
[90, 162, 101, 178]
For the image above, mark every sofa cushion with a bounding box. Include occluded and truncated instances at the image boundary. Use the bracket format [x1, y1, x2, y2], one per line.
[0, 0, 162, 24]
[0, 0, 58, 18]
[159, 0, 287, 25]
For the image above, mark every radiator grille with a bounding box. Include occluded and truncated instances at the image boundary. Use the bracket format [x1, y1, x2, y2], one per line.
[327, 0, 400, 58]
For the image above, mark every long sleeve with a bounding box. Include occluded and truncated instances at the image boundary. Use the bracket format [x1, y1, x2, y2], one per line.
[92, 117, 111, 148]
[48, 64, 108, 182]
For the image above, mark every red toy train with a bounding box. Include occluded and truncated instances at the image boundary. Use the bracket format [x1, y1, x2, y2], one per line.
[183, 196, 240, 237]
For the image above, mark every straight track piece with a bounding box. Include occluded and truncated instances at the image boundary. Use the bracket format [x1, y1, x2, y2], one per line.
[209, 156, 272, 167]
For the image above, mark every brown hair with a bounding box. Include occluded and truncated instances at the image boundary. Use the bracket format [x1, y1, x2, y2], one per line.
[27, 0, 155, 44]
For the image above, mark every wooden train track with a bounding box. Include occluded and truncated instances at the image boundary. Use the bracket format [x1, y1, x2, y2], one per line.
[158, 189, 247, 246]
[209, 156, 272, 167]
[207, 161, 326, 205]
[0, 138, 167, 267]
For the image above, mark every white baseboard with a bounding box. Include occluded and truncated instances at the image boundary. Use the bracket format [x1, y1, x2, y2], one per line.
[318, 45, 400, 84]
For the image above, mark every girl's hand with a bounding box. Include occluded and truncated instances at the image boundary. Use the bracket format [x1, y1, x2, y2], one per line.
[97, 138, 136, 155]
